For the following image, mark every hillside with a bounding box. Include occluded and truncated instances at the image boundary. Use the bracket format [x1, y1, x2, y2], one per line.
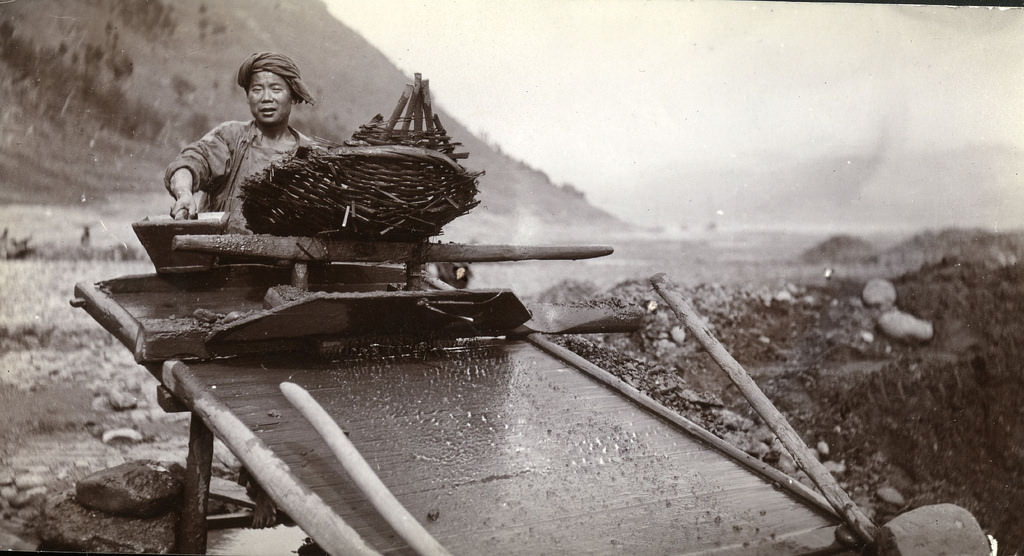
[0, 0, 624, 243]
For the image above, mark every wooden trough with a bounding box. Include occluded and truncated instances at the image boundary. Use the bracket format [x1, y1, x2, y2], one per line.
[71, 216, 858, 555]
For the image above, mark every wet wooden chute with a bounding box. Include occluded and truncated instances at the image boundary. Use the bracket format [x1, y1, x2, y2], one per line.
[71, 217, 855, 555]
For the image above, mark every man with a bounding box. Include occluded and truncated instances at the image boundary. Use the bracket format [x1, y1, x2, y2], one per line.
[165, 52, 320, 233]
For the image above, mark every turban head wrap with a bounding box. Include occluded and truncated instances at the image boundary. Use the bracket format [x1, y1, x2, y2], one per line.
[237, 52, 315, 105]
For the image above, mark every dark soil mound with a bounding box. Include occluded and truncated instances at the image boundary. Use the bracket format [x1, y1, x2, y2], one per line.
[872, 228, 1024, 270]
[795, 259, 1024, 548]
[800, 234, 876, 263]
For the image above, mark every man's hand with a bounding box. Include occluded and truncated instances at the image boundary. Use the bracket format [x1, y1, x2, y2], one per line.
[168, 169, 198, 220]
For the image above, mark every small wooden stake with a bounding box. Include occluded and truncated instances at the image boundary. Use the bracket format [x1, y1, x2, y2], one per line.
[422, 80, 434, 132]
[650, 273, 878, 545]
[385, 84, 414, 138]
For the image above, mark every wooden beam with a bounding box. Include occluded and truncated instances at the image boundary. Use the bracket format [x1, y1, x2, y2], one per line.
[650, 273, 877, 545]
[179, 412, 214, 554]
[162, 361, 380, 556]
[173, 235, 613, 263]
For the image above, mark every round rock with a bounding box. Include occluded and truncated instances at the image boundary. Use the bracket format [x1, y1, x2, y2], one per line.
[863, 278, 897, 307]
[876, 503, 990, 556]
[75, 460, 183, 518]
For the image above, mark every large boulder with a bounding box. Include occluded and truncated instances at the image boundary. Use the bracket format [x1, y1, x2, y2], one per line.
[37, 490, 178, 554]
[876, 503, 990, 556]
[75, 460, 182, 518]
[863, 278, 897, 307]
[877, 310, 934, 342]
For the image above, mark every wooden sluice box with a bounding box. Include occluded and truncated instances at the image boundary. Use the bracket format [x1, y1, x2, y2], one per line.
[71, 219, 851, 555]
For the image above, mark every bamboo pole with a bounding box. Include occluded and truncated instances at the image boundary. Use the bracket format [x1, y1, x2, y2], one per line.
[280, 382, 452, 556]
[649, 273, 877, 545]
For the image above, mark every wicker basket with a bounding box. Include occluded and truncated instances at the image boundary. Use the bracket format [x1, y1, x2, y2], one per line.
[241, 74, 481, 241]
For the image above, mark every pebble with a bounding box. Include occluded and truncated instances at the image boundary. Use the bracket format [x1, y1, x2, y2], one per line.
[859, 330, 875, 343]
[877, 486, 906, 506]
[102, 428, 144, 444]
[862, 278, 897, 307]
[816, 440, 830, 458]
[107, 390, 139, 411]
[823, 460, 846, 475]
[14, 474, 46, 491]
[775, 290, 795, 303]
[746, 441, 771, 459]
[758, 335, 771, 344]
[10, 487, 47, 509]
[719, 409, 755, 432]
[669, 326, 686, 345]
[778, 452, 797, 475]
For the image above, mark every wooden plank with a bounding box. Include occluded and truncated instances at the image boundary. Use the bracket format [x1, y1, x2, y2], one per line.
[209, 476, 255, 509]
[72, 281, 144, 361]
[206, 289, 531, 344]
[132, 213, 226, 273]
[516, 303, 644, 335]
[173, 234, 613, 264]
[179, 340, 841, 554]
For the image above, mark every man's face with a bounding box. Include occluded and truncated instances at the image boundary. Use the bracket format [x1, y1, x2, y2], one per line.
[248, 71, 293, 128]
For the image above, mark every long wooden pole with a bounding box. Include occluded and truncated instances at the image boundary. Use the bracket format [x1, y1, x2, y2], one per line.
[649, 273, 877, 544]
[280, 382, 452, 556]
[173, 234, 613, 264]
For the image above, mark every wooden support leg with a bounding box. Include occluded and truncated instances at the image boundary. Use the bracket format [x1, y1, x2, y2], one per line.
[291, 262, 309, 290]
[405, 260, 425, 291]
[179, 412, 214, 554]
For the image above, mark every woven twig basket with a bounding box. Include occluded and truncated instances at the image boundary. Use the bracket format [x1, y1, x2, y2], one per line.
[241, 145, 480, 241]
[241, 74, 481, 241]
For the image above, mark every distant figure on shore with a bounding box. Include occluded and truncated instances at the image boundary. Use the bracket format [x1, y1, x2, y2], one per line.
[164, 52, 324, 233]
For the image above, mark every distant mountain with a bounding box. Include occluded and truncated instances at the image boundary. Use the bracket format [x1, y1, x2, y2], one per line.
[0, 0, 624, 241]
[638, 144, 1023, 232]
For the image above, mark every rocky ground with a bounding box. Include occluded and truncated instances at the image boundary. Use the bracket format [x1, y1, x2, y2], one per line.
[535, 256, 1023, 553]
[0, 229, 1021, 553]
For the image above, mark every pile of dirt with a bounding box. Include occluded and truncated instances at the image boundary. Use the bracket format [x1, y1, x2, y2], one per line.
[871, 228, 1024, 269]
[543, 257, 1023, 549]
[800, 234, 877, 264]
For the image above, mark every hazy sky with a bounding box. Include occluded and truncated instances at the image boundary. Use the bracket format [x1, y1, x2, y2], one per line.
[323, 1, 1024, 228]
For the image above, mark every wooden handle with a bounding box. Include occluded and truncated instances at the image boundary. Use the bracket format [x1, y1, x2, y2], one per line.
[173, 234, 613, 263]
[650, 273, 878, 545]
[280, 382, 452, 556]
